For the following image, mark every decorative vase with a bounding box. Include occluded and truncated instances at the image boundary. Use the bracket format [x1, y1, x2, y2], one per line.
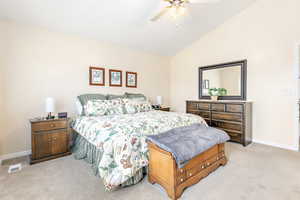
[211, 96, 218, 101]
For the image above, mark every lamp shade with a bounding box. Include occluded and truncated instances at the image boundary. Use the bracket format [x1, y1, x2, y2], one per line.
[156, 96, 162, 105]
[45, 97, 55, 113]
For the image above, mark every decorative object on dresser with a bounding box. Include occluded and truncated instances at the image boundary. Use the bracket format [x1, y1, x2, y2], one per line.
[186, 100, 252, 146]
[45, 97, 55, 119]
[89, 66, 105, 86]
[30, 118, 71, 164]
[148, 142, 227, 200]
[58, 112, 68, 118]
[126, 71, 137, 88]
[199, 60, 247, 100]
[109, 69, 122, 87]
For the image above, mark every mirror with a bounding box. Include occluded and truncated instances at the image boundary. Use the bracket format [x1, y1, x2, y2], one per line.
[199, 60, 247, 100]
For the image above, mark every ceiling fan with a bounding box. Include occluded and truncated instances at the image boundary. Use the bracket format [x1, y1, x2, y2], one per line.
[151, 0, 220, 21]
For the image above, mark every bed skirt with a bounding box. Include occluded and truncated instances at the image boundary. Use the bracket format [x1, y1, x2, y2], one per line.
[71, 132, 147, 188]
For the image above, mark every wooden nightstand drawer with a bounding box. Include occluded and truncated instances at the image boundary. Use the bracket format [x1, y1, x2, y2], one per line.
[160, 107, 170, 112]
[32, 120, 67, 132]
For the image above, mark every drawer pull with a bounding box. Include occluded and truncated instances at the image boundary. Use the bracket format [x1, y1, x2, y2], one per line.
[180, 178, 183, 182]
[207, 162, 210, 166]
[230, 133, 239, 137]
[189, 173, 192, 177]
[180, 169, 183, 173]
[201, 165, 205, 169]
[50, 124, 56, 128]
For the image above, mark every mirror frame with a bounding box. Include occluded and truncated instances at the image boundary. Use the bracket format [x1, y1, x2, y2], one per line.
[199, 60, 247, 100]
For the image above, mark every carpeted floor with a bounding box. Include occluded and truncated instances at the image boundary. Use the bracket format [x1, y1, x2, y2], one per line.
[0, 143, 300, 200]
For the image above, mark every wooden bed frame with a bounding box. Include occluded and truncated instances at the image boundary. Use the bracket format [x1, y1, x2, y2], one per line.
[148, 142, 227, 200]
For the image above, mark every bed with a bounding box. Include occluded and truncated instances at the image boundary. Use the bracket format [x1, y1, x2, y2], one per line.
[71, 104, 206, 190]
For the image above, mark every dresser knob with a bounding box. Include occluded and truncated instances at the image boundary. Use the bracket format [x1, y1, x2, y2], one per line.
[201, 165, 205, 169]
[180, 169, 183, 173]
[50, 124, 55, 128]
[207, 162, 210, 166]
[181, 178, 183, 182]
[189, 173, 192, 176]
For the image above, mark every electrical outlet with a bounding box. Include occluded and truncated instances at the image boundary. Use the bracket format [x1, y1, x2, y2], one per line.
[8, 163, 22, 173]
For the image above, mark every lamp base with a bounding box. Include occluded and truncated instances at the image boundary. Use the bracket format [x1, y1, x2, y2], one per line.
[46, 112, 55, 120]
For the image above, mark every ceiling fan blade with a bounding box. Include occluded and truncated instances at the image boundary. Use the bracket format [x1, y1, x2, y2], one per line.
[150, 6, 171, 21]
[188, 0, 220, 3]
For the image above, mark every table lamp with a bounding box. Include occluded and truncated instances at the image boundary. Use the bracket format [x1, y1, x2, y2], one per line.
[46, 97, 55, 119]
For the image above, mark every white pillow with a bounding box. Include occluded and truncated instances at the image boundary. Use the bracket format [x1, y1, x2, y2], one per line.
[75, 98, 83, 116]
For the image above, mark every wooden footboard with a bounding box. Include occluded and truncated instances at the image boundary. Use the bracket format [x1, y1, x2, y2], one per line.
[148, 142, 227, 200]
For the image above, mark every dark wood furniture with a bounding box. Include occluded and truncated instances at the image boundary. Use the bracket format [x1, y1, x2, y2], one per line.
[158, 107, 170, 112]
[148, 142, 227, 200]
[186, 100, 252, 146]
[30, 118, 71, 164]
[199, 60, 247, 100]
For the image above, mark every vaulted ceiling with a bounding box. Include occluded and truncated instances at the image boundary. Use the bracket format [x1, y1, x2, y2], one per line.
[0, 0, 256, 56]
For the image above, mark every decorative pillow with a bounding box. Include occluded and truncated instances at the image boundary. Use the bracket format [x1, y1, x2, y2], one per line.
[77, 94, 107, 115]
[105, 98, 125, 115]
[124, 92, 147, 101]
[123, 99, 138, 114]
[136, 101, 153, 112]
[85, 100, 107, 117]
[123, 99, 152, 114]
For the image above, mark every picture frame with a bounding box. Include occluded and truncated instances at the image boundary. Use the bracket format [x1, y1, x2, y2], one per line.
[89, 67, 105, 86]
[109, 69, 122, 87]
[126, 72, 137, 88]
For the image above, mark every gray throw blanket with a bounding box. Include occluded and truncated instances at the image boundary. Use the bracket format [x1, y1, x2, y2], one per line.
[147, 123, 230, 168]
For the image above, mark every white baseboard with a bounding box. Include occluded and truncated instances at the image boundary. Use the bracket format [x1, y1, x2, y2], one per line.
[0, 150, 31, 165]
[253, 140, 299, 151]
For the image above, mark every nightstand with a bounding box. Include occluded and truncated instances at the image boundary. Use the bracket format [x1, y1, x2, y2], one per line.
[30, 118, 71, 164]
[158, 107, 171, 112]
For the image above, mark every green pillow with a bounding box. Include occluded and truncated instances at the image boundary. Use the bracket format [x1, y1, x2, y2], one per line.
[77, 94, 107, 115]
[124, 92, 147, 101]
[107, 94, 126, 100]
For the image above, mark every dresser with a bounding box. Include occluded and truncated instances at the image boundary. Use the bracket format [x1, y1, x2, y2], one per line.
[30, 118, 71, 164]
[186, 100, 252, 146]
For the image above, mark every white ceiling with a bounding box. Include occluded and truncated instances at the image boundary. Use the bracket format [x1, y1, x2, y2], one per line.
[0, 0, 256, 56]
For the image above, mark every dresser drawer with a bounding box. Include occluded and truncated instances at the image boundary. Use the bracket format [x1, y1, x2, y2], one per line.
[197, 103, 210, 110]
[227, 131, 242, 143]
[226, 104, 243, 113]
[187, 102, 198, 110]
[211, 112, 242, 122]
[211, 120, 242, 131]
[189, 110, 210, 119]
[211, 104, 225, 112]
[32, 120, 67, 132]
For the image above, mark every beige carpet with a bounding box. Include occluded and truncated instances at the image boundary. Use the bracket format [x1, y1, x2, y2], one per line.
[1, 143, 300, 200]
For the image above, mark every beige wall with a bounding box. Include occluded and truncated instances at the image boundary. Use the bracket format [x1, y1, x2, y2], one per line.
[170, 0, 300, 150]
[0, 20, 170, 156]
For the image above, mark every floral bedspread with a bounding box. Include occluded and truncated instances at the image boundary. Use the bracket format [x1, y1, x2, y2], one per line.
[72, 110, 206, 190]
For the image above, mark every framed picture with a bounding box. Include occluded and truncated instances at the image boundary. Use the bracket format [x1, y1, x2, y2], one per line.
[109, 69, 122, 87]
[126, 72, 137, 88]
[89, 67, 105, 86]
